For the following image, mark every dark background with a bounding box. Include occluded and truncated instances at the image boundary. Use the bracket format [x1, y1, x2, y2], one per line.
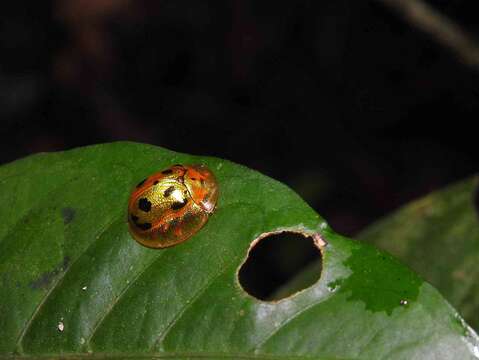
[1, 0, 478, 239]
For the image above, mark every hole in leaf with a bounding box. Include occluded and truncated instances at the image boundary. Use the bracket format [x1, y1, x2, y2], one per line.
[238, 231, 323, 301]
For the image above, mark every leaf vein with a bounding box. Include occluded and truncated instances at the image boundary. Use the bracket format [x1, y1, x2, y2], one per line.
[86, 249, 167, 345]
[150, 262, 233, 350]
[251, 296, 331, 352]
[15, 213, 121, 351]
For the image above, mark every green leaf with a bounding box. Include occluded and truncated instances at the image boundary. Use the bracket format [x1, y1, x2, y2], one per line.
[359, 176, 479, 330]
[0, 142, 477, 359]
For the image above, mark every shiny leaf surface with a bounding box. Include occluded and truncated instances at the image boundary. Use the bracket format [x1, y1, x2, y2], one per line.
[0, 142, 477, 359]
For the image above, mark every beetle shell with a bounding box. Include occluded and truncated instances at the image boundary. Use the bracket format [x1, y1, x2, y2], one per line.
[127, 164, 218, 248]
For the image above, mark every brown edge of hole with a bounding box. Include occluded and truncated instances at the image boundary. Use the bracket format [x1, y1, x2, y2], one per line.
[236, 229, 327, 303]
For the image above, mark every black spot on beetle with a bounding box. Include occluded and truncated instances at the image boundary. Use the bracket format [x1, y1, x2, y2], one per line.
[138, 198, 152, 212]
[153, 180, 159, 185]
[162, 169, 173, 175]
[130, 214, 139, 222]
[136, 222, 152, 230]
[190, 177, 197, 181]
[171, 198, 188, 210]
[61, 207, 76, 225]
[136, 178, 147, 188]
[163, 186, 175, 197]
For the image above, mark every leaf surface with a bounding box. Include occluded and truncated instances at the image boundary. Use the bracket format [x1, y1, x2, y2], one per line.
[0, 142, 477, 359]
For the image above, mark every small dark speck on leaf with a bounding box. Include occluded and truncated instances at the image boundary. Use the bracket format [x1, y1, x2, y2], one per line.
[61, 207, 76, 224]
[30, 256, 70, 290]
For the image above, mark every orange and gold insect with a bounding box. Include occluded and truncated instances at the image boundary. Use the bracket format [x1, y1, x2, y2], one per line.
[127, 164, 218, 248]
